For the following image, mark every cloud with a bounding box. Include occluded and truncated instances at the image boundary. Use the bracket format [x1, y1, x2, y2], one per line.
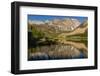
[28, 20, 45, 25]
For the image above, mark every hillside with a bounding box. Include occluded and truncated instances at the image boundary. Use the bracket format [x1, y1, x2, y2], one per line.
[58, 21, 88, 38]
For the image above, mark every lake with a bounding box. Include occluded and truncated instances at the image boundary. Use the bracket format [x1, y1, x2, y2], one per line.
[28, 41, 87, 61]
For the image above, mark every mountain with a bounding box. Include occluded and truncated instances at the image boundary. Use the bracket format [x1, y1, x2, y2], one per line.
[57, 20, 88, 38]
[28, 18, 81, 32]
[28, 18, 87, 42]
[48, 18, 81, 31]
[28, 18, 88, 48]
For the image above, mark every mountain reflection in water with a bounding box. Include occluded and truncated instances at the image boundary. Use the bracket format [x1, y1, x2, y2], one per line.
[28, 42, 87, 61]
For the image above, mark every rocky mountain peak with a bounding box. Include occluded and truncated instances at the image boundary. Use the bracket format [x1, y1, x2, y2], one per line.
[48, 18, 81, 31]
[28, 18, 81, 32]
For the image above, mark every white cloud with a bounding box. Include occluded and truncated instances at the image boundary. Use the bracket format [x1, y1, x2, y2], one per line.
[28, 20, 45, 25]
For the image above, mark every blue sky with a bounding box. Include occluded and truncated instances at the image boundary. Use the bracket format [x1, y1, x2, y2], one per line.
[28, 15, 88, 23]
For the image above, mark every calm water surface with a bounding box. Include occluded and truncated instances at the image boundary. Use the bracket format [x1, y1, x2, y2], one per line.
[28, 42, 87, 61]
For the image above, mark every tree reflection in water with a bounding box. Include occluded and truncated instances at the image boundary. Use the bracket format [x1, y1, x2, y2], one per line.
[28, 41, 87, 61]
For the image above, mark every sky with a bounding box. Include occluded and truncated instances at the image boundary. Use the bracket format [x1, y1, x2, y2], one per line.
[28, 14, 88, 23]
